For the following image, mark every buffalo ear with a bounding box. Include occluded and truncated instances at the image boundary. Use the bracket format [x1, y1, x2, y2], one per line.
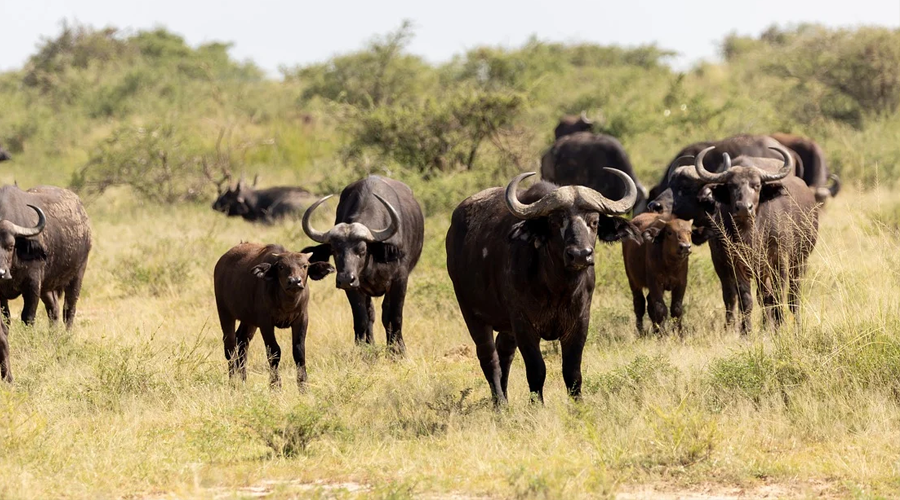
[368, 242, 404, 263]
[760, 183, 785, 203]
[308, 262, 335, 281]
[709, 184, 730, 205]
[251, 263, 273, 279]
[508, 219, 549, 247]
[301, 244, 332, 263]
[15, 238, 47, 261]
[641, 226, 662, 243]
[598, 216, 640, 243]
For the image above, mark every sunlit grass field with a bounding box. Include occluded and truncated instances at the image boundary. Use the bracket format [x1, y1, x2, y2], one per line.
[0, 183, 899, 499]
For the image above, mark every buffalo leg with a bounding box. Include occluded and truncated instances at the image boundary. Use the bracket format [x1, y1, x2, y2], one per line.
[219, 309, 239, 379]
[381, 279, 407, 355]
[670, 282, 686, 334]
[62, 265, 87, 329]
[630, 285, 646, 335]
[496, 331, 517, 399]
[737, 278, 753, 335]
[788, 262, 806, 326]
[0, 321, 10, 383]
[41, 290, 60, 326]
[711, 240, 739, 331]
[647, 285, 668, 334]
[1, 299, 8, 324]
[345, 290, 374, 345]
[461, 309, 504, 406]
[259, 325, 282, 388]
[291, 317, 309, 390]
[514, 323, 546, 403]
[561, 330, 587, 400]
[234, 322, 255, 382]
[21, 283, 40, 326]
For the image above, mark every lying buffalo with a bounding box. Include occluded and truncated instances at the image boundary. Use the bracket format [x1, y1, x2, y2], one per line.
[214, 243, 334, 389]
[554, 111, 594, 139]
[0, 185, 92, 329]
[541, 131, 649, 213]
[446, 170, 638, 405]
[622, 213, 693, 335]
[302, 176, 424, 354]
[212, 176, 313, 224]
[770, 133, 840, 203]
[693, 146, 819, 333]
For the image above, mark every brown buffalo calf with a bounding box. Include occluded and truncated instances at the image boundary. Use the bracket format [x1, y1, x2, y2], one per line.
[622, 213, 692, 335]
[214, 243, 334, 389]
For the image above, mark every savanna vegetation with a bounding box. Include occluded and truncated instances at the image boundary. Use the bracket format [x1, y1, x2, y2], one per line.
[1, 20, 900, 499]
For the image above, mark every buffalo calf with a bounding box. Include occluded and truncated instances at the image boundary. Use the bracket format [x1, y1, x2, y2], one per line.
[622, 213, 692, 335]
[214, 243, 334, 389]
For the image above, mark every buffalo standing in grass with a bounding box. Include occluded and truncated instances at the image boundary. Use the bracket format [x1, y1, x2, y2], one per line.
[0, 186, 92, 329]
[0, 203, 45, 382]
[622, 213, 693, 335]
[215, 243, 334, 389]
[302, 176, 424, 354]
[541, 132, 649, 214]
[647, 135, 804, 207]
[770, 133, 840, 203]
[692, 146, 819, 333]
[212, 176, 313, 224]
[446, 170, 638, 405]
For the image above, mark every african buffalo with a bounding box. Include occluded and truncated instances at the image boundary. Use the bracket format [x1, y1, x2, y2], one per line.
[301, 176, 424, 354]
[693, 146, 819, 333]
[212, 176, 313, 224]
[770, 133, 840, 203]
[541, 131, 649, 214]
[0, 145, 10, 162]
[622, 213, 693, 335]
[0, 185, 92, 330]
[214, 243, 334, 389]
[446, 170, 638, 405]
[647, 135, 804, 206]
[554, 111, 594, 139]
[0, 203, 45, 382]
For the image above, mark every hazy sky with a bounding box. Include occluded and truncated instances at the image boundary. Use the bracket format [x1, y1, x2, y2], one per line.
[2, 0, 899, 75]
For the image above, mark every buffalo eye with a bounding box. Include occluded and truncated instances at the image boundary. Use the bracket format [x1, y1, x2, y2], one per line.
[356, 243, 367, 255]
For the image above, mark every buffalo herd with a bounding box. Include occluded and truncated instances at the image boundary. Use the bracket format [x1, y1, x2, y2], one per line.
[0, 115, 839, 407]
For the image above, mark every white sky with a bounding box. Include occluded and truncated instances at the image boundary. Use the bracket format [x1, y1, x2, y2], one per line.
[1, 0, 899, 76]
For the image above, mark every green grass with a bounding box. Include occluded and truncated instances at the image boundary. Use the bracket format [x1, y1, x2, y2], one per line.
[0, 184, 897, 499]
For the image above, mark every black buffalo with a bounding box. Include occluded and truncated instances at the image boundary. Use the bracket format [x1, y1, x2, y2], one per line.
[541, 131, 649, 214]
[212, 176, 313, 223]
[692, 146, 819, 333]
[770, 133, 840, 203]
[0, 186, 92, 330]
[446, 170, 638, 405]
[214, 243, 334, 389]
[301, 176, 424, 354]
[554, 112, 594, 139]
[647, 134, 804, 207]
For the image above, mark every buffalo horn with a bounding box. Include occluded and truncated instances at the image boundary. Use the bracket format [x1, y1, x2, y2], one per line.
[301, 195, 333, 244]
[8, 205, 45, 238]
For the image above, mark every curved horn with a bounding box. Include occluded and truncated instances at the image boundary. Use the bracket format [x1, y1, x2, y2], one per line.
[666, 155, 696, 181]
[723, 152, 732, 170]
[301, 195, 333, 244]
[367, 194, 401, 242]
[580, 110, 593, 125]
[8, 205, 45, 238]
[758, 146, 793, 182]
[578, 168, 637, 215]
[828, 174, 841, 197]
[693, 146, 731, 183]
[506, 172, 552, 219]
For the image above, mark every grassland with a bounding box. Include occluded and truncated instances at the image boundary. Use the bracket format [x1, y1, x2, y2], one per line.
[0, 175, 898, 499]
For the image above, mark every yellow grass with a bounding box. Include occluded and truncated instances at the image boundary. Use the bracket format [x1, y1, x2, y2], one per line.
[0, 186, 898, 499]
